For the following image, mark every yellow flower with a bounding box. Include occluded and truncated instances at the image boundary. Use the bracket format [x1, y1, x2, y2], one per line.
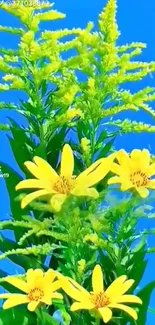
[16, 144, 114, 211]
[0, 269, 62, 311]
[108, 149, 155, 198]
[60, 265, 142, 323]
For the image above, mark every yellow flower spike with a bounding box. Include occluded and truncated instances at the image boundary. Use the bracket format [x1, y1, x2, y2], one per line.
[108, 149, 155, 198]
[16, 144, 114, 211]
[60, 265, 142, 323]
[66, 108, 84, 121]
[35, 10, 66, 22]
[81, 138, 91, 153]
[0, 269, 63, 311]
[77, 259, 86, 274]
[84, 233, 99, 245]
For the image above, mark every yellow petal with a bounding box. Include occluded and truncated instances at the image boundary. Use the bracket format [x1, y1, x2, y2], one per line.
[21, 189, 50, 209]
[92, 265, 104, 293]
[60, 144, 74, 178]
[111, 303, 138, 320]
[147, 180, 155, 189]
[41, 296, 52, 305]
[116, 294, 142, 305]
[60, 278, 88, 302]
[70, 301, 94, 311]
[111, 163, 122, 175]
[50, 280, 62, 292]
[0, 294, 13, 299]
[33, 156, 59, 182]
[148, 163, 155, 177]
[136, 187, 149, 198]
[51, 292, 63, 300]
[131, 149, 150, 166]
[131, 149, 150, 172]
[105, 275, 127, 297]
[33, 269, 44, 279]
[76, 155, 114, 188]
[3, 295, 29, 309]
[98, 307, 112, 323]
[4, 277, 28, 293]
[116, 150, 131, 166]
[27, 269, 44, 289]
[44, 269, 56, 286]
[16, 179, 47, 191]
[24, 161, 43, 179]
[67, 277, 90, 296]
[108, 176, 121, 185]
[116, 279, 135, 296]
[120, 182, 133, 192]
[141, 149, 150, 166]
[72, 187, 99, 199]
[50, 194, 67, 212]
[130, 149, 141, 160]
[28, 301, 40, 312]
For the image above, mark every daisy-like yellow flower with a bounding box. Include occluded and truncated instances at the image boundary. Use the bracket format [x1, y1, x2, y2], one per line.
[0, 269, 62, 312]
[108, 149, 155, 198]
[16, 144, 114, 211]
[60, 265, 142, 323]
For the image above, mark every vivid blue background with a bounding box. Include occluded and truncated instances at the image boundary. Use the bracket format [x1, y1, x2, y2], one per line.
[0, 0, 155, 323]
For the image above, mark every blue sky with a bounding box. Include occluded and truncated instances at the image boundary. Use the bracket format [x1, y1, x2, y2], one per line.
[0, 0, 155, 323]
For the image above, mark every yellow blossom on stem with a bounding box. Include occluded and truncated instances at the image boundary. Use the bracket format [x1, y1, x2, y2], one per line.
[81, 137, 91, 152]
[84, 233, 99, 245]
[77, 259, 86, 274]
[66, 108, 84, 121]
[108, 149, 155, 198]
[60, 265, 142, 323]
[16, 144, 115, 212]
[0, 269, 62, 311]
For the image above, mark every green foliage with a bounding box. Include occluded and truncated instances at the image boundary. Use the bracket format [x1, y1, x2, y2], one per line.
[0, 308, 36, 325]
[132, 282, 155, 325]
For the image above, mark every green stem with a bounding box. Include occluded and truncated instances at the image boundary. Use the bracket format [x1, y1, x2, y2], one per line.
[95, 317, 100, 325]
[148, 307, 155, 314]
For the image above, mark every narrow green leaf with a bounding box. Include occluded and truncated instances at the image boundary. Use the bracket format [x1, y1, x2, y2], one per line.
[134, 281, 155, 325]
[95, 137, 116, 159]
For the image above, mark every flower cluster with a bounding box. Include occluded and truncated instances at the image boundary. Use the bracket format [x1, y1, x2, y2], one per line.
[15, 145, 155, 212]
[0, 265, 142, 323]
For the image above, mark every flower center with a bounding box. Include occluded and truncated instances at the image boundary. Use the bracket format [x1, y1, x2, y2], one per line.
[130, 170, 148, 187]
[53, 176, 75, 194]
[90, 291, 110, 308]
[28, 287, 44, 302]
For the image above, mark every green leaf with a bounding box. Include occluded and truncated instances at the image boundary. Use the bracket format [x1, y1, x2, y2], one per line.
[132, 281, 155, 325]
[0, 162, 23, 220]
[127, 240, 148, 290]
[0, 124, 10, 131]
[95, 137, 116, 159]
[37, 311, 60, 325]
[0, 269, 19, 293]
[0, 307, 36, 325]
[46, 127, 68, 168]
[96, 130, 108, 147]
[8, 118, 34, 171]
[41, 80, 48, 97]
